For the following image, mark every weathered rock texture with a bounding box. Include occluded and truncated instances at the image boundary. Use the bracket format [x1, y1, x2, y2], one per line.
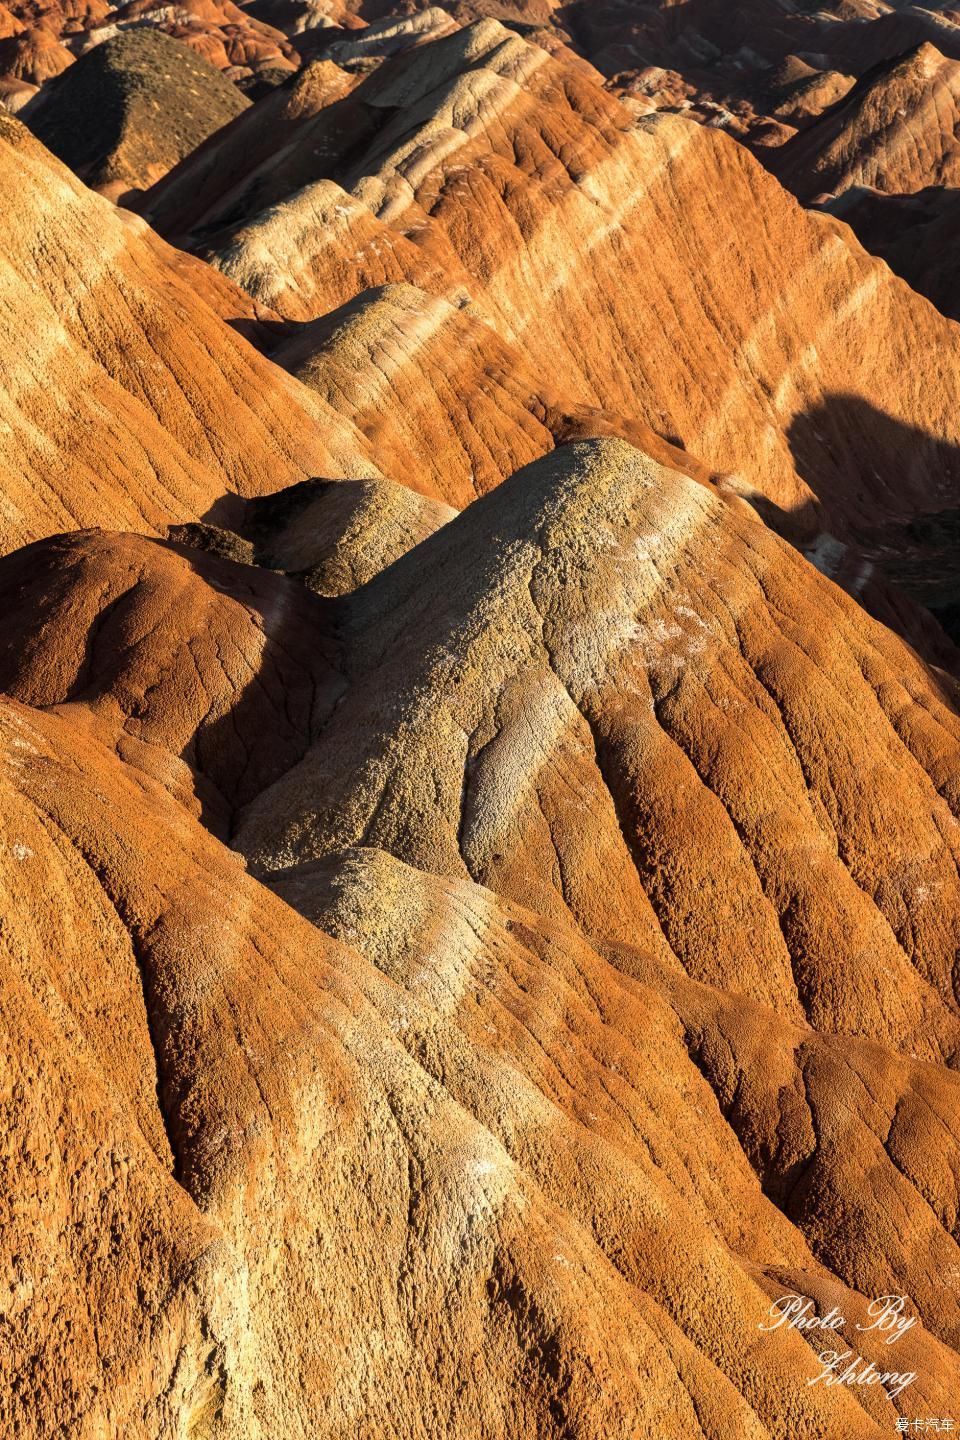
[4, 689, 937, 1440]
[23, 28, 250, 194]
[143, 20, 960, 651]
[776, 43, 960, 203]
[6, 432, 960, 1434]
[7, 10, 960, 1439]
[0, 18, 71, 82]
[0, 113, 380, 553]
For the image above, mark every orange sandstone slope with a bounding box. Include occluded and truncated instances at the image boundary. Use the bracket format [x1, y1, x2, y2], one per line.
[3, 692, 941, 1440]
[0, 113, 382, 554]
[263, 279, 960, 666]
[6, 439, 960, 1066]
[0, 109, 713, 555]
[0, 102, 713, 553]
[270, 281, 720, 508]
[5, 472, 960, 1428]
[142, 21, 960, 609]
[7, 435, 960, 1433]
[226, 439, 960, 1064]
[776, 42, 960, 203]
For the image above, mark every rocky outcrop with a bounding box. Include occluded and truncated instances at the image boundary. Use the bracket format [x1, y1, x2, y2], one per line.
[143, 21, 960, 648]
[242, 474, 457, 592]
[270, 282, 717, 506]
[229, 439, 960, 1061]
[766, 57, 856, 129]
[0, 0, 299, 93]
[0, 114, 379, 553]
[23, 28, 250, 194]
[8, 438, 960, 1064]
[776, 43, 960, 203]
[0, 528, 346, 832]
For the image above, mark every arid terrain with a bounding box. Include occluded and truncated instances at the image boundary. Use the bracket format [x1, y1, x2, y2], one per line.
[5, 2, 960, 1437]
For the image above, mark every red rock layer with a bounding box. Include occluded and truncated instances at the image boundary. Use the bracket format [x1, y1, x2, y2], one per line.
[6, 434, 960, 1433]
[143, 21, 960, 651]
[0, 114, 380, 552]
[270, 281, 719, 507]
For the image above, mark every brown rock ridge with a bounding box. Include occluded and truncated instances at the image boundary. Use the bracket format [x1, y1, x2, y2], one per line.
[0, 113, 382, 554]
[100, 0, 298, 78]
[766, 57, 856, 129]
[0, 4, 25, 36]
[0, 96, 718, 561]
[270, 281, 720, 507]
[22, 28, 251, 195]
[262, 281, 960, 657]
[141, 21, 960, 640]
[313, 5, 457, 65]
[0, 529, 346, 835]
[827, 7, 960, 77]
[0, 108, 712, 561]
[317, 0, 960, 157]
[4, 0, 299, 89]
[776, 42, 960, 203]
[0, 72, 38, 109]
[241, 474, 458, 592]
[0, 18, 71, 82]
[229, 440, 960, 1062]
[2, 679, 954, 1439]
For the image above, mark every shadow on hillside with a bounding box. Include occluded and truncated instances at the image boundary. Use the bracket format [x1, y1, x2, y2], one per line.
[783, 395, 960, 646]
[168, 391, 960, 834]
[709, 394, 960, 681]
[156, 524, 345, 843]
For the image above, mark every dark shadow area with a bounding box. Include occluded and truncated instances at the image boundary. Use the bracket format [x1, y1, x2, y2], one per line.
[224, 312, 296, 351]
[162, 533, 347, 843]
[775, 394, 960, 669]
[200, 490, 250, 533]
[822, 184, 960, 323]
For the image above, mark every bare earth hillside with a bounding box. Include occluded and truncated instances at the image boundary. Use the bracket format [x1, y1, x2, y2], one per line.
[7, 7, 960, 1440]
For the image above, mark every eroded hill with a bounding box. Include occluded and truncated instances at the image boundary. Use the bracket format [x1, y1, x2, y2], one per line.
[6, 9, 960, 1440]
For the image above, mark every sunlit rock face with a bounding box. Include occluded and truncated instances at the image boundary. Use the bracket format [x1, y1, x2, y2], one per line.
[7, 9, 960, 1439]
[140, 20, 960, 653]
